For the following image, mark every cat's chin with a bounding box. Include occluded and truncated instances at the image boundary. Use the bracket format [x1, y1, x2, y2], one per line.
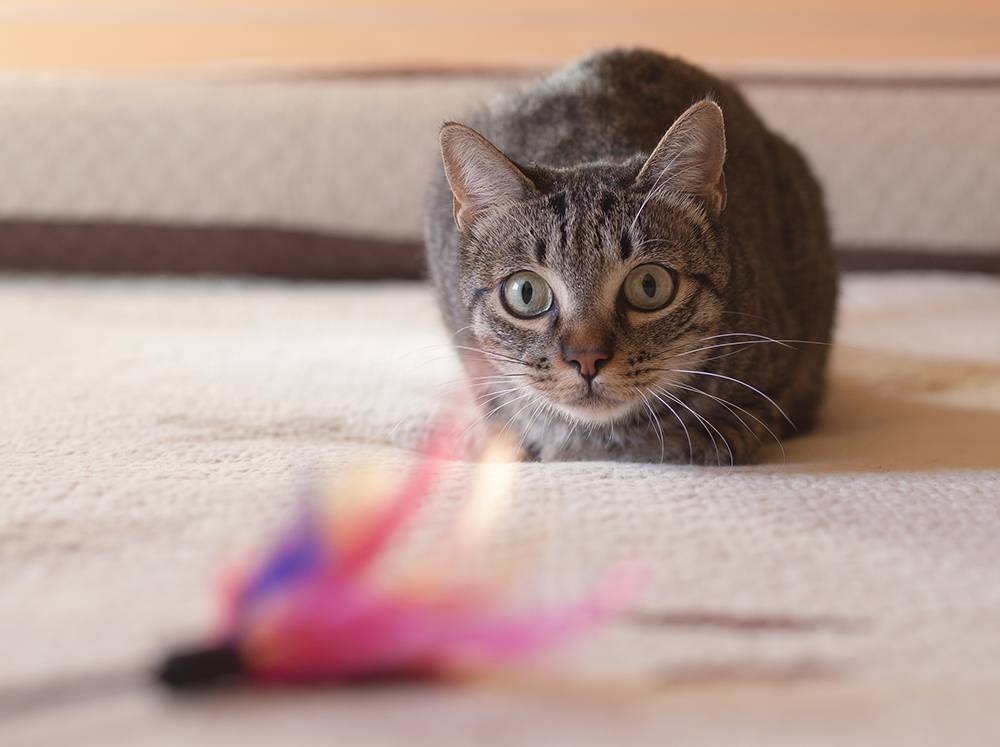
[552, 394, 637, 425]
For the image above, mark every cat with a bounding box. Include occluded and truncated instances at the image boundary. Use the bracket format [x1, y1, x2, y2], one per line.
[424, 49, 837, 464]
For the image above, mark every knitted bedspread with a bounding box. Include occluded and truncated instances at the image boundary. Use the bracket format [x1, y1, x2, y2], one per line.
[3, 272, 999, 745]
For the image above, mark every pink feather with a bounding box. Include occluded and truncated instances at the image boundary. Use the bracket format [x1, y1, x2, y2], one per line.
[157, 426, 643, 689]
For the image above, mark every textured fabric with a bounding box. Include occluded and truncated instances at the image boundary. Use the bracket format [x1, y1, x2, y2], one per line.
[0, 68, 998, 277]
[2, 272, 999, 745]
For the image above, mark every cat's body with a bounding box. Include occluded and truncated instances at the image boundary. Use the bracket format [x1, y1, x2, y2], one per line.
[425, 49, 837, 464]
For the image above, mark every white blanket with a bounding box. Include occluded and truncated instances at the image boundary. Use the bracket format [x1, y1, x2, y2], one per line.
[3, 272, 999, 745]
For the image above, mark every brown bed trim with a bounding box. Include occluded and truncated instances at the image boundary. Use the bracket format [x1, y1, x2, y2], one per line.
[836, 247, 1000, 274]
[0, 220, 425, 280]
[0, 219, 997, 278]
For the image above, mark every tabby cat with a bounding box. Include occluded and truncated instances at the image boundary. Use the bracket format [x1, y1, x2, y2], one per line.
[424, 49, 837, 464]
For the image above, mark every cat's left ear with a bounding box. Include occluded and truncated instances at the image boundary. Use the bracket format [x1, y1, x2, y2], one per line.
[439, 123, 539, 232]
[635, 100, 727, 217]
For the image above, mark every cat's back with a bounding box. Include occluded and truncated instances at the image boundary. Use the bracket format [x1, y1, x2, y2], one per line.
[471, 49, 766, 170]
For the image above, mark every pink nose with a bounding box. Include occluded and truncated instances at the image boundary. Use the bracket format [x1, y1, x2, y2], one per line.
[563, 349, 611, 382]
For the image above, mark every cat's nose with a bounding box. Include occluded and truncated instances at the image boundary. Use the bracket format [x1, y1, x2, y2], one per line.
[563, 349, 611, 383]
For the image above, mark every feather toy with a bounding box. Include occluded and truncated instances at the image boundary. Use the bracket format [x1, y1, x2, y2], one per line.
[156, 428, 642, 691]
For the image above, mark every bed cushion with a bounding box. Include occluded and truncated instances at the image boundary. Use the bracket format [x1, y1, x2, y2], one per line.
[0, 65, 998, 278]
[3, 271, 999, 744]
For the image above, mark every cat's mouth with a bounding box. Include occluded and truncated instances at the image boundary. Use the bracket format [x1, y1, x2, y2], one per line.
[551, 387, 635, 424]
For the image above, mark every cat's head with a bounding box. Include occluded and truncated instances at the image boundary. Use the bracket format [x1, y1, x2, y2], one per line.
[439, 100, 731, 425]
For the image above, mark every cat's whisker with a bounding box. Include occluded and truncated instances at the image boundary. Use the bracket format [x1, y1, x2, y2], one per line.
[499, 392, 546, 441]
[670, 381, 786, 463]
[560, 414, 581, 450]
[660, 333, 830, 361]
[474, 385, 531, 407]
[648, 332, 832, 366]
[643, 342, 758, 369]
[453, 349, 523, 366]
[461, 388, 536, 440]
[464, 382, 529, 395]
[689, 346, 759, 365]
[645, 342, 763, 368]
[466, 372, 527, 384]
[644, 386, 693, 465]
[720, 310, 772, 324]
[432, 373, 531, 392]
[699, 332, 795, 349]
[644, 336, 757, 365]
[674, 339, 799, 357]
[463, 375, 533, 388]
[700, 332, 832, 348]
[467, 372, 533, 379]
[402, 339, 532, 368]
[452, 344, 517, 360]
[409, 349, 537, 379]
[656, 343, 786, 367]
[518, 395, 552, 451]
[666, 368, 796, 429]
[633, 388, 666, 463]
[535, 396, 559, 436]
[473, 384, 542, 414]
[668, 382, 758, 443]
[453, 345, 536, 369]
[651, 386, 720, 466]
[654, 386, 733, 468]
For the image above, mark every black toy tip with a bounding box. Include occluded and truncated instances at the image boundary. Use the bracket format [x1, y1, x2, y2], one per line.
[155, 642, 245, 691]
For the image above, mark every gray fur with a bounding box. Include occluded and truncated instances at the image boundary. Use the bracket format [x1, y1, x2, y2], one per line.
[424, 49, 837, 464]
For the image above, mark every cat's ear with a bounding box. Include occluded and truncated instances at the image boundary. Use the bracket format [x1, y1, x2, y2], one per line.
[439, 123, 538, 232]
[635, 100, 727, 217]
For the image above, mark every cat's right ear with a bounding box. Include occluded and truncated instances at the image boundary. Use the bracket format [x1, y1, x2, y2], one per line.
[438, 123, 538, 232]
[635, 100, 727, 217]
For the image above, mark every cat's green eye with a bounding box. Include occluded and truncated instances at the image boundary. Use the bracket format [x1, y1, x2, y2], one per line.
[622, 263, 677, 311]
[501, 271, 553, 319]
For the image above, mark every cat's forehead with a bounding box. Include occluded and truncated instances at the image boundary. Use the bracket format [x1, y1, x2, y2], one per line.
[519, 167, 629, 256]
[526, 175, 699, 274]
[535, 190, 625, 273]
[538, 162, 636, 209]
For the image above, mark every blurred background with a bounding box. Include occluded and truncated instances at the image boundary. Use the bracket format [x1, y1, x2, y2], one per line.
[0, 0, 997, 281]
[1, 0, 998, 72]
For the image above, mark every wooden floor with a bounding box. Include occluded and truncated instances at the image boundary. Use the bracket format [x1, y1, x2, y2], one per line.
[0, 0, 997, 71]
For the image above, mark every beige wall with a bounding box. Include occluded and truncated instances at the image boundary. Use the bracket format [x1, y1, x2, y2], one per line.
[0, 0, 997, 71]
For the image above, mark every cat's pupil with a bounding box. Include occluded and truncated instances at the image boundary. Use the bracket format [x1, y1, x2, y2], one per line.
[642, 274, 656, 298]
[521, 282, 534, 305]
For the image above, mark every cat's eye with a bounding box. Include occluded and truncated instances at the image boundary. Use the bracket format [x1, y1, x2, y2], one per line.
[501, 271, 553, 319]
[622, 263, 677, 311]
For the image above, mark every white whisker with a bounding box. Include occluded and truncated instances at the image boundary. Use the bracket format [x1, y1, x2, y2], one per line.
[668, 368, 795, 429]
[671, 381, 786, 462]
[633, 388, 665, 463]
[453, 345, 534, 368]
[499, 393, 545, 439]
[645, 387, 693, 465]
[654, 386, 733, 468]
